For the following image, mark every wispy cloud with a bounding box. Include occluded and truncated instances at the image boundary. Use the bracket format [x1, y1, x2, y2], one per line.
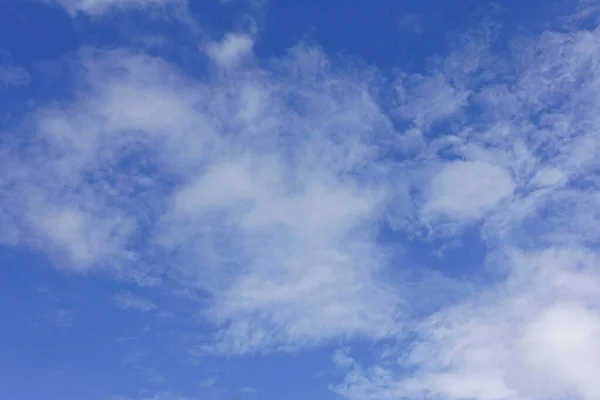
[3, 3, 600, 400]
[2, 44, 403, 354]
[422, 160, 515, 221]
[47, 308, 75, 328]
[51, 0, 183, 16]
[331, 19, 600, 400]
[0, 65, 30, 87]
[114, 291, 157, 312]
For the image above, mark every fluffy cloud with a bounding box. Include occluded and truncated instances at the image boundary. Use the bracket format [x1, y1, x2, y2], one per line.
[205, 33, 254, 68]
[423, 161, 515, 221]
[332, 249, 600, 400]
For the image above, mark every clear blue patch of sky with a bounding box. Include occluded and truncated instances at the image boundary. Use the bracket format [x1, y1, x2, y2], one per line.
[0, 247, 213, 400]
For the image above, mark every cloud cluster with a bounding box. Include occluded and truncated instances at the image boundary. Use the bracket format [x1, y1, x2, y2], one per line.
[3, 2, 600, 399]
[2, 43, 402, 354]
[331, 21, 600, 400]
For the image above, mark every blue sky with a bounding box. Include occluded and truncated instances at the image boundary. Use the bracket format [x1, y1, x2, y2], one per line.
[2, 0, 600, 400]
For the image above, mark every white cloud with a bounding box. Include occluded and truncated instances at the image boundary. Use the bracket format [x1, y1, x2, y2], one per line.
[529, 167, 568, 187]
[53, 0, 180, 16]
[158, 50, 400, 352]
[339, 248, 600, 400]
[2, 7, 600, 400]
[332, 21, 600, 400]
[205, 33, 254, 68]
[516, 302, 600, 400]
[113, 291, 157, 312]
[396, 72, 470, 129]
[332, 348, 356, 368]
[3, 44, 402, 354]
[198, 377, 216, 388]
[32, 208, 135, 271]
[422, 161, 515, 221]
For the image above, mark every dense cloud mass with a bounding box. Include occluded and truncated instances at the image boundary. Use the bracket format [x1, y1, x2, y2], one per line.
[1, 1, 600, 399]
